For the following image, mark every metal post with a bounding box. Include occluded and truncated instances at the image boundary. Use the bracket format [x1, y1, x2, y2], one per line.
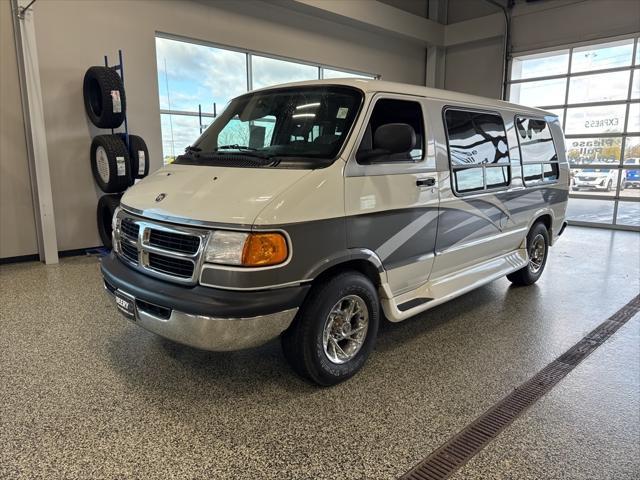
[12, 0, 58, 264]
[118, 49, 129, 148]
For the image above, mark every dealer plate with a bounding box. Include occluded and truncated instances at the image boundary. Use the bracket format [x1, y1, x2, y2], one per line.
[115, 290, 136, 319]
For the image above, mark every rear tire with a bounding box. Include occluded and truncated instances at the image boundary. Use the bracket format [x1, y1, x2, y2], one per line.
[507, 222, 550, 286]
[281, 271, 379, 386]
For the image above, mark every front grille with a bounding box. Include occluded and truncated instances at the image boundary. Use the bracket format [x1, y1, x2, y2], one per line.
[121, 217, 139, 241]
[114, 211, 207, 285]
[121, 241, 139, 264]
[148, 252, 194, 278]
[149, 229, 200, 254]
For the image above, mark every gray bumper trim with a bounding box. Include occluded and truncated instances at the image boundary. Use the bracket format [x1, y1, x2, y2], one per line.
[106, 289, 297, 351]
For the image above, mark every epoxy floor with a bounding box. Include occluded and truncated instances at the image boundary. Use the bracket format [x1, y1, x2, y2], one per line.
[1, 226, 639, 479]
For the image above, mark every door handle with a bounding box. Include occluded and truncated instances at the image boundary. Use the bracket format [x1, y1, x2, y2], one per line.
[416, 178, 436, 187]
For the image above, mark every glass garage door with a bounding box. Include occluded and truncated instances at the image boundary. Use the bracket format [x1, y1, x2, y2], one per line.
[508, 36, 640, 231]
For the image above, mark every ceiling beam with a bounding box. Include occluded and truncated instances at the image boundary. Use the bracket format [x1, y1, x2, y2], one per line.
[276, 1, 505, 47]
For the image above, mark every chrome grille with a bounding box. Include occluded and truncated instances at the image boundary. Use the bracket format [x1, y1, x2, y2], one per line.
[120, 241, 139, 265]
[121, 218, 139, 242]
[114, 210, 209, 285]
[148, 252, 194, 278]
[148, 229, 200, 254]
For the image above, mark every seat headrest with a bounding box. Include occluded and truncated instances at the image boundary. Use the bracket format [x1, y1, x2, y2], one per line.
[374, 123, 416, 153]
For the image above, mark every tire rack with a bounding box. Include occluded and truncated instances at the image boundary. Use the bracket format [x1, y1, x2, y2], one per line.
[104, 49, 129, 149]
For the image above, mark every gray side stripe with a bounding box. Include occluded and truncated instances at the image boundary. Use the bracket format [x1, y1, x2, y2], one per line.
[376, 210, 439, 261]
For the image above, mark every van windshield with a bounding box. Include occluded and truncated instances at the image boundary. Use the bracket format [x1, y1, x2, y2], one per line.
[174, 86, 363, 169]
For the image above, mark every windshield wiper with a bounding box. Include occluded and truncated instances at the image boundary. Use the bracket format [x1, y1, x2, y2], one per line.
[216, 144, 258, 151]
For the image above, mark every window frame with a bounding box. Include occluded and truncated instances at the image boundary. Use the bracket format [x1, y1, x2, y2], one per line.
[442, 106, 512, 197]
[355, 96, 426, 165]
[514, 115, 560, 187]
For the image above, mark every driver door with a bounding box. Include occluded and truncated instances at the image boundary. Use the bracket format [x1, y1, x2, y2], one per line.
[344, 94, 439, 297]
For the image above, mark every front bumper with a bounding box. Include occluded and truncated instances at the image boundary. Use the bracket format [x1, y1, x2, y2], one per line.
[101, 253, 308, 351]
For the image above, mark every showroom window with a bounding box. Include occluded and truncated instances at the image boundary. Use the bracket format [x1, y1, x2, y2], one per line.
[444, 109, 511, 195]
[508, 36, 640, 230]
[156, 35, 376, 163]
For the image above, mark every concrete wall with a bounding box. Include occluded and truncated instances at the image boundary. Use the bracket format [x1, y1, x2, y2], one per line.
[27, 0, 428, 253]
[443, 0, 640, 99]
[443, 0, 504, 98]
[444, 36, 504, 99]
[510, 0, 640, 54]
[379, 0, 429, 18]
[0, 0, 39, 259]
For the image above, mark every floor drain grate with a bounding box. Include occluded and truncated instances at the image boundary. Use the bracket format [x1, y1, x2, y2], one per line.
[400, 294, 640, 480]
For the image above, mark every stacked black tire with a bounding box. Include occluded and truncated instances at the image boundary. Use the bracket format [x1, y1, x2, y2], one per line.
[83, 66, 149, 249]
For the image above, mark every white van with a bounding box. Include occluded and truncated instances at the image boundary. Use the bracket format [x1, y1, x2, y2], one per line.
[101, 79, 569, 385]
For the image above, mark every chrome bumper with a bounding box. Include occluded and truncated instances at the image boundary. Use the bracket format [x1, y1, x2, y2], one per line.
[105, 288, 297, 351]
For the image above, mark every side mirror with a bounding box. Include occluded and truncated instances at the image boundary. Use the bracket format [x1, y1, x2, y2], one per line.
[374, 123, 416, 154]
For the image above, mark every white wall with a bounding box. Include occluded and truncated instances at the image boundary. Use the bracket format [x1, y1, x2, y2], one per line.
[1, 0, 39, 259]
[510, 0, 640, 54]
[443, 0, 504, 98]
[445, 36, 504, 99]
[27, 0, 428, 252]
[443, 0, 640, 99]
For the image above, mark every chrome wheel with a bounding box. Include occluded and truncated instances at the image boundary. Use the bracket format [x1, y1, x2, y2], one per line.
[322, 295, 369, 365]
[528, 233, 546, 273]
[96, 146, 110, 184]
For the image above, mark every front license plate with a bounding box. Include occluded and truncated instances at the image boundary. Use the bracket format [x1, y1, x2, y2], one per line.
[115, 290, 135, 319]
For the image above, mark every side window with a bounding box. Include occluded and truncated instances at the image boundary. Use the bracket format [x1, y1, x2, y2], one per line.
[516, 117, 559, 185]
[357, 98, 424, 164]
[444, 109, 510, 195]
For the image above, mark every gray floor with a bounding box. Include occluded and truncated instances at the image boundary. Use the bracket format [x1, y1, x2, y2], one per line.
[1, 226, 639, 480]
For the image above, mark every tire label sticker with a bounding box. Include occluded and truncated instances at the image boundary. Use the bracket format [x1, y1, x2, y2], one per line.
[111, 90, 122, 113]
[116, 156, 126, 176]
[138, 151, 146, 175]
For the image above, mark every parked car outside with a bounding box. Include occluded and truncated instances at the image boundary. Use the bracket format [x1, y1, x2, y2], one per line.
[622, 158, 640, 189]
[572, 167, 618, 192]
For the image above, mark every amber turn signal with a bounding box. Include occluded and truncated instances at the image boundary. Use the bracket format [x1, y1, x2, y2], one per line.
[241, 233, 288, 266]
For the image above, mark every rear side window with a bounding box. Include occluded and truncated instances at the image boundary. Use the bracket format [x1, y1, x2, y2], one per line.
[444, 109, 510, 195]
[516, 117, 559, 185]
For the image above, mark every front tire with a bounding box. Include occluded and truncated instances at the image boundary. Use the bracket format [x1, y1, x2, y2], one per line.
[281, 271, 379, 386]
[507, 222, 550, 286]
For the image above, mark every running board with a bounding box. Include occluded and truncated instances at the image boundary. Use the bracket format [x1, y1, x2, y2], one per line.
[381, 249, 528, 322]
[397, 297, 433, 312]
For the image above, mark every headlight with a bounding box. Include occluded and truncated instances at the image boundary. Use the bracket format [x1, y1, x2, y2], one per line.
[205, 231, 288, 267]
[111, 206, 122, 235]
[205, 231, 249, 265]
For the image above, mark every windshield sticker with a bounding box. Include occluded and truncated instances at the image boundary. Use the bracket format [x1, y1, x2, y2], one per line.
[336, 107, 349, 119]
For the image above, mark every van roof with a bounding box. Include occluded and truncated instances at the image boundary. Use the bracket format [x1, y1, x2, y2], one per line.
[253, 78, 553, 117]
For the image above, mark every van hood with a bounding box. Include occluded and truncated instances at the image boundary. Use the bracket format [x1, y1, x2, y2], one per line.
[121, 164, 311, 226]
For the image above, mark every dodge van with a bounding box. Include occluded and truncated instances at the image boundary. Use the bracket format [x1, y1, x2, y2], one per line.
[101, 79, 569, 385]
